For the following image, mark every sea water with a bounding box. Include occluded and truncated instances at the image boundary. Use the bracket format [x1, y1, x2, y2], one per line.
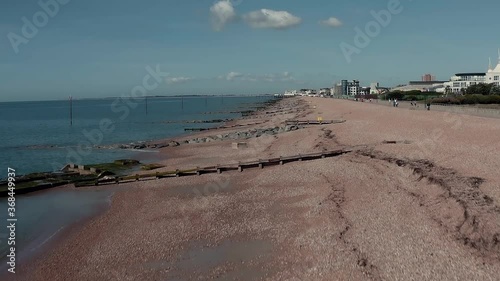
[0, 96, 273, 176]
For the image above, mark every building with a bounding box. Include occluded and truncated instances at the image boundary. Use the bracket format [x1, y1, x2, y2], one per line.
[335, 80, 390, 96]
[334, 83, 343, 96]
[443, 73, 486, 94]
[369, 82, 379, 95]
[359, 87, 371, 95]
[344, 80, 360, 96]
[369, 82, 390, 95]
[319, 88, 332, 96]
[486, 54, 500, 86]
[298, 89, 317, 96]
[391, 80, 447, 92]
[391, 74, 447, 92]
[341, 80, 348, 96]
[443, 49, 500, 94]
[283, 90, 298, 97]
[422, 74, 436, 82]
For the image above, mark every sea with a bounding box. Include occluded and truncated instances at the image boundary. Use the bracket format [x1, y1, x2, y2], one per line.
[0, 96, 273, 176]
[0, 95, 274, 266]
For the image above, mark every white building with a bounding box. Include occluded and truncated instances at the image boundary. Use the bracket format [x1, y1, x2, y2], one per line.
[486, 52, 500, 86]
[319, 88, 332, 96]
[444, 49, 500, 93]
[370, 82, 380, 95]
[391, 81, 446, 92]
[346, 80, 360, 96]
[284, 90, 298, 97]
[444, 73, 486, 94]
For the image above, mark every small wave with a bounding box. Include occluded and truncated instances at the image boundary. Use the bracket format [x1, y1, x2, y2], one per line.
[31, 226, 65, 252]
[125, 149, 159, 153]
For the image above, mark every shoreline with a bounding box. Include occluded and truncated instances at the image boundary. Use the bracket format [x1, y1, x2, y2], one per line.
[13, 97, 500, 280]
[0, 97, 281, 194]
[0, 184, 116, 279]
[2, 96, 287, 278]
[12, 97, 303, 278]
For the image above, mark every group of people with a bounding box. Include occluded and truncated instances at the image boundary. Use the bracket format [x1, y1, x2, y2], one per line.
[389, 99, 399, 107]
[388, 99, 431, 110]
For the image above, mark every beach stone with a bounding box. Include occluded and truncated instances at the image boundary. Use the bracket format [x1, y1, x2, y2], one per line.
[284, 125, 299, 132]
[169, 141, 180, 147]
[232, 142, 248, 149]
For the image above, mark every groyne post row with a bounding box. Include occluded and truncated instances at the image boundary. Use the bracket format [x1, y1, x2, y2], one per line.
[184, 121, 267, 132]
[284, 120, 346, 125]
[81, 149, 352, 187]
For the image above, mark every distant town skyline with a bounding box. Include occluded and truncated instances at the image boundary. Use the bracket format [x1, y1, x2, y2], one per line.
[1, 0, 500, 102]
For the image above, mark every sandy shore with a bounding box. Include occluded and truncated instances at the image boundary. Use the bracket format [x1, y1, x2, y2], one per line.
[14, 97, 500, 280]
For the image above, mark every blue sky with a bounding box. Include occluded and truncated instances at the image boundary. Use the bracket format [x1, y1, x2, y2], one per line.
[1, 0, 500, 101]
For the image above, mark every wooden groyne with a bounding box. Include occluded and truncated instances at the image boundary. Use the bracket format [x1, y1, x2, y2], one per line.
[184, 121, 266, 132]
[163, 119, 233, 124]
[183, 117, 341, 132]
[285, 120, 346, 125]
[76, 149, 352, 187]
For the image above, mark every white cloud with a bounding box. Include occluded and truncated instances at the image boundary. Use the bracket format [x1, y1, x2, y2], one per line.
[243, 9, 302, 30]
[320, 17, 343, 28]
[166, 77, 194, 84]
[226, 71, 244, 81]
[210, 0, 237, 31]
[219, 71, 300, 83]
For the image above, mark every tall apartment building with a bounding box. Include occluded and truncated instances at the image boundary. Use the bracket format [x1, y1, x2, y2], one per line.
[341, 80, 348, 96]
[334, 83, 343, 96]
[422, 74, 436, 82]
[347, 80, 360, 96]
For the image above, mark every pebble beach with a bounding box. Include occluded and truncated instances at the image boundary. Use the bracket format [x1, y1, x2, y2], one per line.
[14, 97, 500, 281]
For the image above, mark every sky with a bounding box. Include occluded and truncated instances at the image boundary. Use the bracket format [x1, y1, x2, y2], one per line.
[1, 0, 500, 102]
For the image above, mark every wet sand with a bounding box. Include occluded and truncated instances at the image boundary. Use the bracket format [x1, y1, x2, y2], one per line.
[14, 97, 500, 280]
